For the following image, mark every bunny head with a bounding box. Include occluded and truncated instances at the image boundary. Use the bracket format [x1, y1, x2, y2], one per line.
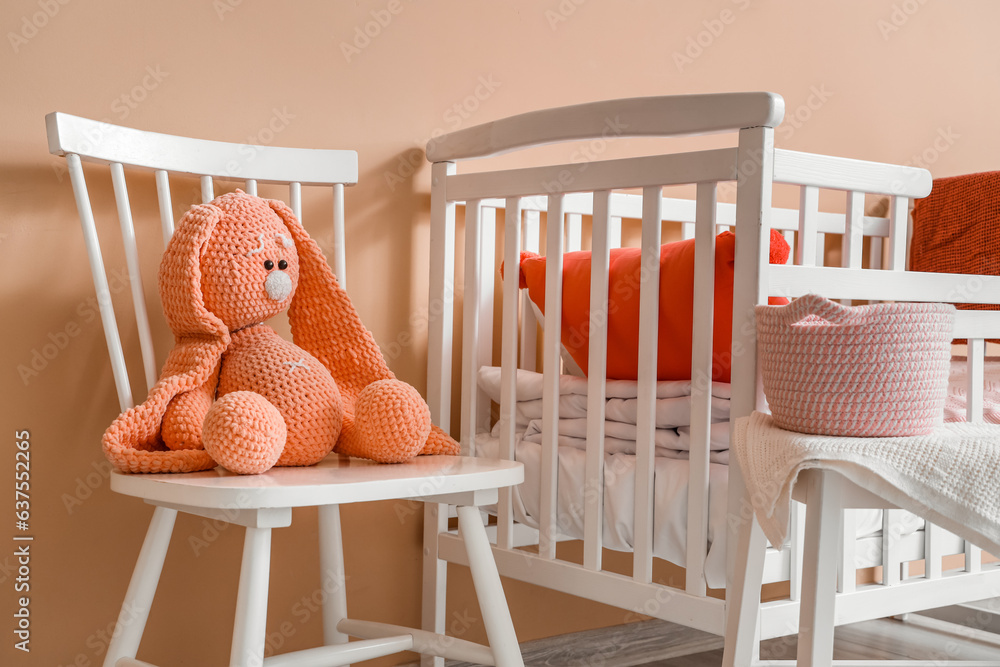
[159, 191, 306, 336]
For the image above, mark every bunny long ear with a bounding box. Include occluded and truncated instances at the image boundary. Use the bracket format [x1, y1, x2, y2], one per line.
[266, 199, 394, 403]
[159, 204, 230, 340]
[102, 203, 231, 473]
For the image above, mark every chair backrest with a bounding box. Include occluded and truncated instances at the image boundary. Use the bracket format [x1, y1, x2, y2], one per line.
[46, 112, 358, 414]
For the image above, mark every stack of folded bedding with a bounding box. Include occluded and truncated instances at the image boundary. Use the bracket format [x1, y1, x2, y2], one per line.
[477, 366, 732, 463]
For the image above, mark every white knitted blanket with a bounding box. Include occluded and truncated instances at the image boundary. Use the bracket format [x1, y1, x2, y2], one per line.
[734, 411, 1000, 554]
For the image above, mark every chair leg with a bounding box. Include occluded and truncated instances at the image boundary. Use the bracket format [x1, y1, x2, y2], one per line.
[797, 471, 842, 667]
[456, 505, 524, 667]
[722, 502, 768, 667]
[318, 504, 349, 645]
[421, 503, 448, 667]
[230, 526, 272, 667]
[103, 506, 177, 667]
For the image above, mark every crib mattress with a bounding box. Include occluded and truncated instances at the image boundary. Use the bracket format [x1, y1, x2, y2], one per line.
[475, 359, 1000, 588]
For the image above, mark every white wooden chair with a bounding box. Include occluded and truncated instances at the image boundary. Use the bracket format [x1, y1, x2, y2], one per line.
[724, 322, 1000, 665]
[729, 468, 1000, 667]
[47, 112, 525, 667]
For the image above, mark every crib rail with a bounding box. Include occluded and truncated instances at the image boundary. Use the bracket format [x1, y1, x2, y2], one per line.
[425, 92, 783, 162]
[425, 97, 1000, 647]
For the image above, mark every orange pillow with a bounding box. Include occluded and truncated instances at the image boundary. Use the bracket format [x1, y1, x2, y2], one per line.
[518, 230, 790, 383]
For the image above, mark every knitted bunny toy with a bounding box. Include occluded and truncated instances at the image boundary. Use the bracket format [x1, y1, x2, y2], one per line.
[103, 191, 459, 474]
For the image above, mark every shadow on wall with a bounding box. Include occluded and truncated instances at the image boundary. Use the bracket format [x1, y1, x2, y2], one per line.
[345, 148, 434, 389]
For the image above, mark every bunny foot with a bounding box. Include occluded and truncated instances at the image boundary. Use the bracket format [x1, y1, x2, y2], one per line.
[421, 424, 461, 456]
[203, 391, 287, 474]
[336, 379, 431, 463]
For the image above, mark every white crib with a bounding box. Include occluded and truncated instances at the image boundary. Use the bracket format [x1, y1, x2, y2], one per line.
[421, 93, 1000, 665]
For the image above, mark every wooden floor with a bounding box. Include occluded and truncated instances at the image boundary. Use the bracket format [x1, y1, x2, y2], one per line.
[441, 601, 1000, 666]
[650, 614, 1000, 665]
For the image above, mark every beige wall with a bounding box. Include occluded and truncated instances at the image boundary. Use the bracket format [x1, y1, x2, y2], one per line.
[3, 1, 999, 665]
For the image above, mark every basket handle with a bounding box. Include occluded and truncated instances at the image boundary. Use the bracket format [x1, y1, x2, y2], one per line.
[773, 293, 862, 327]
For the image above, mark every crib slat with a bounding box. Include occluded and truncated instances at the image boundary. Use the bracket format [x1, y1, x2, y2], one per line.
[477, 207, 497, 434]
[67, 153, 133, 412]
[967, 339, 986, 423]
[796, 186, 818, 267]
[838, 509, 857, 593]
[540, 196, 565, 562]
[843, 191, 864, 269]
[200, 175, 214, 203]
[584, 191, 612, 572]
[566, 213, 582, 252]
[497, 197, 523, 551]
[519, 210, 540, 371]
[244, 179, 258, 196]
[609, 216, 622, 250]
[882, 509, 903, 585]
[685, 182, 715, 596]
[966, 544, 983, 573]
[154, 169, 174, 247]
[427, 163, 457, 434]
[815, 232, 826, 267]
[331, 183, 347, 288]
[460, 200, 484, 456]
[924, 523, 943, 579]
[888, 196, 909, 271]
[633, 187, 661, 584]
[110, 163, 157, 393]
[869, 236, 883, 270]
[290, 181, 302, 222]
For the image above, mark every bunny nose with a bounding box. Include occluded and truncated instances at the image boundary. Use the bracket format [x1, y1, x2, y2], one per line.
[265, 271, 292, 301]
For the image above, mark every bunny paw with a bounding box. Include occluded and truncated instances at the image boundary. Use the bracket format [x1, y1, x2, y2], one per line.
[203, 391, 287, 474]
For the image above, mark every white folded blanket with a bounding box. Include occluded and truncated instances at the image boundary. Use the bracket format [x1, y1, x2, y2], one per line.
[478, 367, 731, 456]
[734, 411, 1000, 555]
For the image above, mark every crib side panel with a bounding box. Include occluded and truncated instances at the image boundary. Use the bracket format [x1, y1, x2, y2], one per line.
[424, 105, 1000, 639]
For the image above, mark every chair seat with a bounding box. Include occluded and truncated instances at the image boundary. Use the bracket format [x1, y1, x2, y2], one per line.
[111, 453, 523, 509]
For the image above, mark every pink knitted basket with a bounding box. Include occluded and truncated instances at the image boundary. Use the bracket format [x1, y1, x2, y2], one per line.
[756, 294, 956, 437]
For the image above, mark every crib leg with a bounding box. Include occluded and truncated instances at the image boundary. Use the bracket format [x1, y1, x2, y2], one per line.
[457, 505, 524, 667]
[797, 470, 842, 667]
[722, 494, 768, 667]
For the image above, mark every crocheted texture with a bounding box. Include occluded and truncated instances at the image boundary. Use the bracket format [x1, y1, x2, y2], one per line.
[336, 379, 431, 463]
[756, 294, 955, 437]
[217, 325, 343, 467]
[102, 191, 459, 474]
[734, 411, 1000, 556]
[203, 392, 287, 475]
